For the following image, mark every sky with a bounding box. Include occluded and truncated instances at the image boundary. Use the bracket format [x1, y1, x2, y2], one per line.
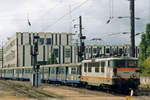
[0, 0, 150, 46]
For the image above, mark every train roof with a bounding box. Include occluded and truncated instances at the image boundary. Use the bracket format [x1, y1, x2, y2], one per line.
[82, 57, 138, 63]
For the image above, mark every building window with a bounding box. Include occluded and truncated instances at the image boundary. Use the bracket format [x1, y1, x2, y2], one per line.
[106, 48, 110, 53]
[119, 48, 123, 54]
[55, 34, 57, 45]
[59, 34, 61, 45]
[21, 33, 23, 45]
[93, 48, 97, 53]
[39, 38, 44, 45]
[54, 48, 59, 57]
[29, 34, 31, 45]
[46, 38, 51, 45]
[89, 48, 91, 53]
[65, 48, 70, 57]
[85, 48, 88, 53]
[67, 34, 69, 45]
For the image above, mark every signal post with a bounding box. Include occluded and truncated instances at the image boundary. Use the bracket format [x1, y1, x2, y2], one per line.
[31, 36, 41, 87]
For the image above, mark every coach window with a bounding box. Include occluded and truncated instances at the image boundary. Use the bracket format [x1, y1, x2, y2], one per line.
[71, 67, 76, 74]
[95, 62, 99, 73]
[88, 63, 92, 72]
[101, 61, 105, 73]
[84, 63, 87, 72]
[108, 60, 114, 67]
[51, 68, 55, 74]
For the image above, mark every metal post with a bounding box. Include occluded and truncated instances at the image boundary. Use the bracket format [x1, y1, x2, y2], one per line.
[79, 16, 83, 62]
[79, 16, 82, 47]
[130, 0, 135, 57]
[1, 41, 3, 68]
[78, 16, 86, 62]
[31, 35, 40, 87]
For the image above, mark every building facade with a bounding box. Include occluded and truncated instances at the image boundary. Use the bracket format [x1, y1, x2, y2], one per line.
[2, 32, 140, 68]
[84, 45, 139, 59]
[3, 32, 73, 67]
[0, 49, 2, 67]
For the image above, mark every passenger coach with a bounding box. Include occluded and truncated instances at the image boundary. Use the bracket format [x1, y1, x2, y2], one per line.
[0, 57, 140, 91]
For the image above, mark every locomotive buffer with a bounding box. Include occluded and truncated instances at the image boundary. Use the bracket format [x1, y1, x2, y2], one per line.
[31, 36, 41, 87]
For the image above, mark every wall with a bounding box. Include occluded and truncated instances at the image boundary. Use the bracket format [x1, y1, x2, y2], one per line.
[140, 76, 150, 86]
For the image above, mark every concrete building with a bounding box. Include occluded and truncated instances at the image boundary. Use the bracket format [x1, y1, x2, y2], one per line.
[3, 32, 140, 68]
[0, 49, 2, 67]
[3, 32, 73, 67]
[84, 45, 139, 59]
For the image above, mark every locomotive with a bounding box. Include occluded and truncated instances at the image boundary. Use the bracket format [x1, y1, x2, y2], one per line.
[0, 57, 140, 91]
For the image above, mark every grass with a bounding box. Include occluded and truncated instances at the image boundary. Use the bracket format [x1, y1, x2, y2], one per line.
[0, 80, 56, 99]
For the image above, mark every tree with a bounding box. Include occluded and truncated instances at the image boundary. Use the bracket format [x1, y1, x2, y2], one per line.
[47, 52, 58, 65]
[141, 58, 150, 75]
[139, 34, 146, 62]
[139, 23, 150, 75]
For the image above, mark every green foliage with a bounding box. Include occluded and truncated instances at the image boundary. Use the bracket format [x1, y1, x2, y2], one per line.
[140, 58, 150, 75]
[47, 52, 58, 65]
[139, 34, 146, 61]
[139, 23, 150, 75]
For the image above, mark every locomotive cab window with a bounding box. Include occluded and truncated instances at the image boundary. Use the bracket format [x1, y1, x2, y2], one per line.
[114, 60, 126, 68]
[128, 60, 137, 68]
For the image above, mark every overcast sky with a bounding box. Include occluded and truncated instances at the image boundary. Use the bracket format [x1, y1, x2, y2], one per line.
[0, 0, 149, 46]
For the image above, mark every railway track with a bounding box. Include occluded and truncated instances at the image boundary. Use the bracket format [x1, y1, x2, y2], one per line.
[42, 81, 150, 97]
[0, 79, 149, 100]
[137, 88, 150, 96]
[42, 82, 129, 96]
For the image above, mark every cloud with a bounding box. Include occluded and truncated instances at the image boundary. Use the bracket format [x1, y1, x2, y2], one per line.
[0, 0, 149, 45]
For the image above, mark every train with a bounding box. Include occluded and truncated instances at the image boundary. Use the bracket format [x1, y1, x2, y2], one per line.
[0, 57, 140, 91]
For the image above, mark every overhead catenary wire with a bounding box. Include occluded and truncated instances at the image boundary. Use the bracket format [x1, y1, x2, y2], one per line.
[31, 2, 60, 23]
[68, 3, 73, 33]
[107, 0, 114, 24]
[112, 0, 114, 19]
[42, 0, 89, 31]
